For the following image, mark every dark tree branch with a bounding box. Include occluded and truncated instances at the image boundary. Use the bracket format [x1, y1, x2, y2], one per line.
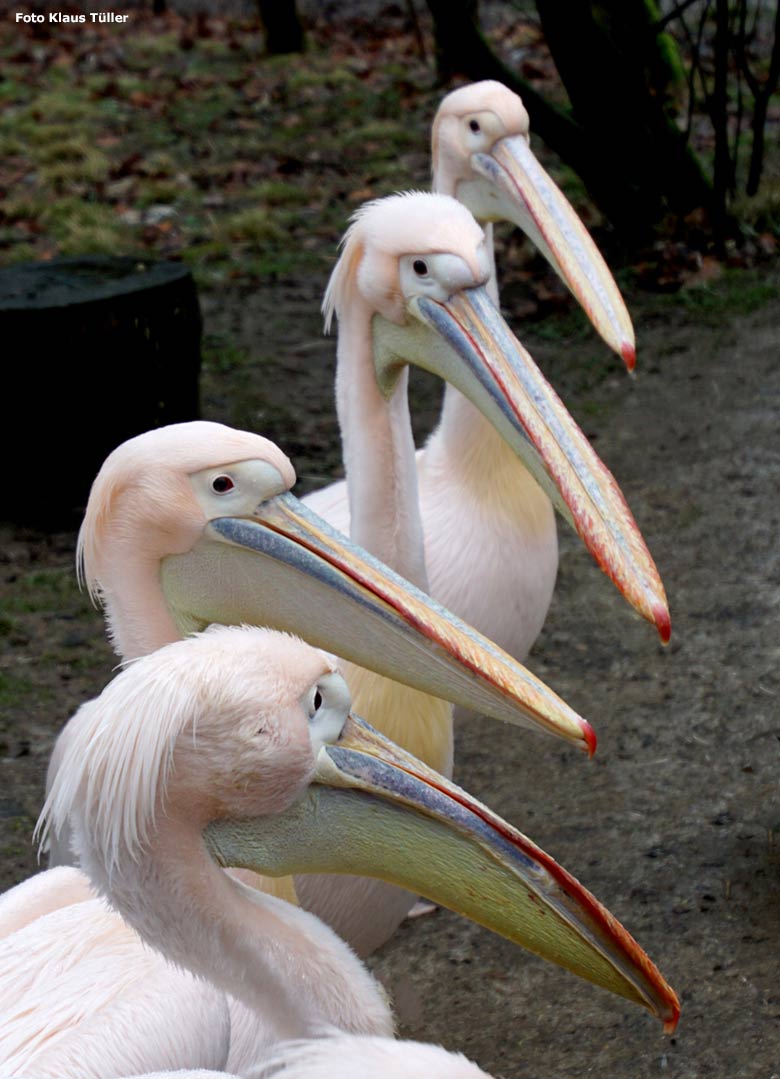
[257, 0, 304, 55]
[425, 0, 738, 239]
[405, 0, 427, 63]
[744, 0, 780, 195]
[711, 0, 731, 251]
[653, 0, 704, 34]
[424, 0, 593, 190]
[534, 0, 714, 236]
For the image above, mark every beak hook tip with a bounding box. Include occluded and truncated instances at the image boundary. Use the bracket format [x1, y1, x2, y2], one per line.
[663, 998, 681, 1035]
[622, 342, 637, 372]
[654, 604, 672, 645]
[582, 721, 598, 759]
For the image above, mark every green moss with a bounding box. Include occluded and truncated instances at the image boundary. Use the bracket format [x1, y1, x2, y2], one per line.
[197, 38, 232, 59]
[202, 334, 251, 373]
[0, 132, 24, 156]
[341, 120, 412, 153]
[25, 90, 92, 123]
[138, 150, 180, 177]
[59, 226, 124, 255]
[38, 149, 111, 187]
[0, 79, 23, 103]
[127, 32, 180, 58]
[216, 207, 283, 245]
[22, 122, 77, 146]
[657, 268, 778, 324]
[0, 670, 35, 706]
[2, 242, 38, 263]
[34, 137, 93, 165]
[2, 568, 83, 614]
[529, 306, 593, 345]
[116, 74, 152, 96]
[136, 180, 185, 207]
[37, 198, 124, 254]
[286, 65, 361, 93]
[732, 177, 780, 234]
[246, 181, 309, 208]
[0, 193, 48, 221]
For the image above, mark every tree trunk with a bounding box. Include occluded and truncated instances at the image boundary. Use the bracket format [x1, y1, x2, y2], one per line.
[257, 0, 305, 55]
[424, 0, 594, 205]
[711, 0, 731, 253]
[535, 0, 715, 238]
[425, 0, 716, 238]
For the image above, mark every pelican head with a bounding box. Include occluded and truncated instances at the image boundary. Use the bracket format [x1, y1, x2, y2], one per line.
[41, 625, 679, 1032]
[433, 80, 635, 368]
[78, 421, 593, 749]
[324, 197, 670, 642]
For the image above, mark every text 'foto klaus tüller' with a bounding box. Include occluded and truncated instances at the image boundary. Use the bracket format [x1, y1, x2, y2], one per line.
[15, 12, 130, 23]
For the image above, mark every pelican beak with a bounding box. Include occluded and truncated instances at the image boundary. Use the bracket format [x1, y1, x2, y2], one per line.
[205, 714, 679, 1032]
[162, 493, 594, 751]
[401, 288, 670, 642]
[472, 134, 635, 369]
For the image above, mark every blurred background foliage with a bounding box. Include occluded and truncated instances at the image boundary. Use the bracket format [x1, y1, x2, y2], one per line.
[426, 1, 780, 251]
[1, 0, 778, 291]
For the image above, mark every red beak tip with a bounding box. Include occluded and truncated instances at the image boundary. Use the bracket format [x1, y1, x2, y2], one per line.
[622, 342, 636, 371]
[582, 721, 597, 759]
[663, 1003, 681, 1035]
[654, 604, 672, 645]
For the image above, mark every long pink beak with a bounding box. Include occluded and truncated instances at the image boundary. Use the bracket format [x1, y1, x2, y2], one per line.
[472, 134, 636, 370]
[410, 286, 670, 641]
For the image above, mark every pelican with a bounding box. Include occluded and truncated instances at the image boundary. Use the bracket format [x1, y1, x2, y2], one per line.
[120, 1041, 493, 1079]
[306, 89, 669, 686]
[423, 80, 663, 653]
[0, 874, 232, 1077]
[43, 420, 596, 951]
[45, 423, 593, 832]
[29, 624, 678, 1079]
[256, 1032, 495, 1077]
[119, 1033, 497, 1079]
[296, 189, 669, 945]
[68, 420, 588, 740]
[305, 192, 666, 735]
[96, 1035, 496, 1079]
[432, 80, 636, 363]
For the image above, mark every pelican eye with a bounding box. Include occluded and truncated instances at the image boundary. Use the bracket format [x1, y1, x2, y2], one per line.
[412, 259, 428, 276]
[307, 687, 324, 721]
[211, 475, 235, 494]
[307, 673, 350, 749]
[469, 118, 480, 133]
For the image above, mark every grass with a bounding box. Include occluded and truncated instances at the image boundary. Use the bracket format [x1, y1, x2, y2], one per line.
[202, 333, 252, 374]
[653, 267, 779, 325]
[38, 149, 111, 187]
[0, 14, 436, 280]
[38, 198, 125, 256]
[1, 567, 85, 615]
[217, 207, 283, 245]
[0, 10, 778, 306]
[0, 671, 36, 709]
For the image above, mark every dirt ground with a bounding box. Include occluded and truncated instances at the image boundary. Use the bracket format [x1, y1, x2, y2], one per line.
[1, 262, 779, 1078]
